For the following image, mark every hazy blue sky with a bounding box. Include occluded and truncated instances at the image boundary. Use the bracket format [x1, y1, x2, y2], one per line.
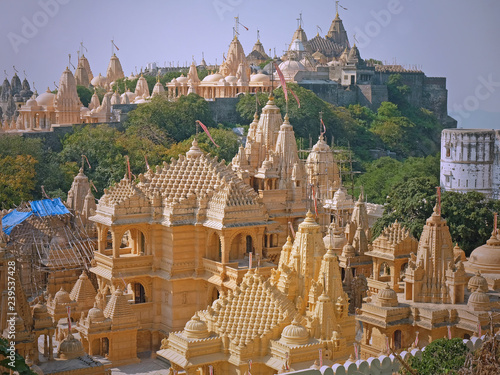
[0, 0, 498, 128]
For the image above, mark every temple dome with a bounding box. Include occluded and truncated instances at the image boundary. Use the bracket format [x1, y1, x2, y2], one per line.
[300, 57, 316, 70]
[122, 89, 136, 102]
[250, 73, 270, 83]
[26, 96, 38, 107]
[186, 139, 204, 159]
[281, 317, 309, 345]
[468, 272, 489, 292]
[183, 313, 209, 339]
[57, 333, 85, 359]
[88, 303, 105, 323]
[467, 233, 500, 274]
[467, 290, 490, 311]
[225, 75, 238, 84]
[54, 287, 72, 304]
[32, 302, 49, 319]
[341, 243, 355, 257]
[176, 74, 189, 84]
[202, 73, 224, 82]
[36, 89, 56, 106]
[376, 284, 398, 307]
[277, 60, 306, 80]
[90, 73, 107, 88]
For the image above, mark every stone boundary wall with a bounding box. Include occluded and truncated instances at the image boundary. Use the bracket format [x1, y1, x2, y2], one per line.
[286, 334, 495, 375]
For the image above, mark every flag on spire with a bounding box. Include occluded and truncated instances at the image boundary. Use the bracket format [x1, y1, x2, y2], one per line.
[82, 154, 91, 169]
[274, 62, 288, 102]
[196, 120, 220, 148]
[289, 87, 301, 108]
[321, 118, 327, 134]
[90, 180, 98, 193]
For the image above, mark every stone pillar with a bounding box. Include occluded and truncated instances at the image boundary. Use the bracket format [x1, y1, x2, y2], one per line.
[48, 331, 54, 360]
[44, 334, 48, 357]
[221, 235, 229, 264]
[255, 228, 264, 261]
[97, 225, 105, 254]
[112, 229, 120, 258]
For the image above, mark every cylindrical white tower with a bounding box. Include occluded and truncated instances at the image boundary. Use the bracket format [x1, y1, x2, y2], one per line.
[440, 129, 495, 197]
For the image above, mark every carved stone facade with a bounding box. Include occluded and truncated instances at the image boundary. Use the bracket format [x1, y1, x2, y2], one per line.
[158, 212, 355, 374]
[358, 205, 500, 359]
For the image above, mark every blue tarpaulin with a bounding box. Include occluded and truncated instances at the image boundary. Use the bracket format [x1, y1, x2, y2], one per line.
[1, 198, 70, 235]
[2, 210, 33, 235]
[30, 198, 70, 217]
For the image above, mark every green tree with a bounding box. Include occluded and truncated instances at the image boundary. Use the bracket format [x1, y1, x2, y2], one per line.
[125, 94, 215, 143]
[59, 125, 126, 194]
[0, 154, 37, 208]
[0, 135, 67, 202]
[348, 104, 376, 129]
[403, 338, 469, 375]
[0, 337, 36, 374]
[372, 176, 437, 239]
[441, 191, 500, 255]
[76, 85, 93, 107]
[387, 73, 411, 108]
[370, 102, 415, 156]
[58, 124, 171, 196]
[356, 155, 440, 204]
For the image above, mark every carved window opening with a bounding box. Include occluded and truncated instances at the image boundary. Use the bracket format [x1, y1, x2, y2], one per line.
[134, 283, 146, 304]
[394, 330, 402, 350]
[246, 235, 253, 254]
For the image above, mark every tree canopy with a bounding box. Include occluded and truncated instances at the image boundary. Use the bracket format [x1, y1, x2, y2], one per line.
[403, 338, 469, 375]
[125, 94, 215, 143]
[356, 155, 440, 204]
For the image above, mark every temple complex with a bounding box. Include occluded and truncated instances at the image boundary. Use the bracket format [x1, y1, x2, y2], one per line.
[357, 204, 500, 359]
[15, 67, 82, 131]
[166, 31, 274, 99]
[158, 212, 355, 374]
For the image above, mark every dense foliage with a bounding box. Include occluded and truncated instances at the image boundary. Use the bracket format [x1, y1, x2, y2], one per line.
[403, 338, 469, 375]
[355, 155, 440, 204]
[125, 94, 215, 143]
[0, 337, 35, 374]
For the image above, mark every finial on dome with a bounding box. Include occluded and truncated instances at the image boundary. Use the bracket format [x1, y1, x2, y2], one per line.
[186, 139, 204, 159]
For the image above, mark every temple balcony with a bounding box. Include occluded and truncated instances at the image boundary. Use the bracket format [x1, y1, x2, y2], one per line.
[202, 258, 275, 289]
[92, 250, 154, 279]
